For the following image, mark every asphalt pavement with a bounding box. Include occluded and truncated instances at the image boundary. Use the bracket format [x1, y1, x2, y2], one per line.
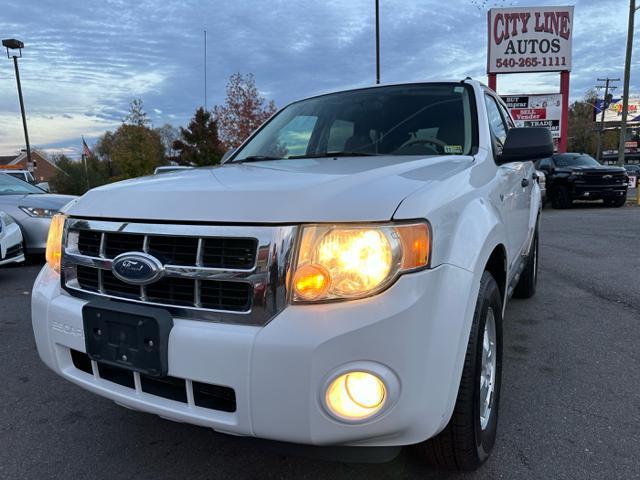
[1, 205, 639, 480]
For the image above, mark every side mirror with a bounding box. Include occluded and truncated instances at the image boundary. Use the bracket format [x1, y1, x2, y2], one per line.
[36, 182, 50, 192]
[221, 148, 237, 164]
[497, 127, 554, 164]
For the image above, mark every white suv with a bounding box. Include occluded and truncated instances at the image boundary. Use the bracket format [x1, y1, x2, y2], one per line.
[32, 80, 549, 470]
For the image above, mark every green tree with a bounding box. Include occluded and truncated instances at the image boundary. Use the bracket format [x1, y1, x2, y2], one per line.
[110, 124, 165, 179]
[567, 90, 598, 156]
[50, 154, 110, 195]
[124, 99, 150, 127]
[214, 73, 277, 149]
[95, 100, 165, 179]
[172, 107, 224, 166]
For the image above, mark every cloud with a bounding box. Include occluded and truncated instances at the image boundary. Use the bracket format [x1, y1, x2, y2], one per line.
[0, 0, 636, 155]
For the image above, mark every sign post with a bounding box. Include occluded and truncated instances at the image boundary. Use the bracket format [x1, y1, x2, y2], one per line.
[487, 6, 575, 152]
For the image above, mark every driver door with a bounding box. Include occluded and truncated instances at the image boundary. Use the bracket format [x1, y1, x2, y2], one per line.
[485, 94, 532, 268]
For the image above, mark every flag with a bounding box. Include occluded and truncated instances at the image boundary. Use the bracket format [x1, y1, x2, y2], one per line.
[82, 136, 93, 158]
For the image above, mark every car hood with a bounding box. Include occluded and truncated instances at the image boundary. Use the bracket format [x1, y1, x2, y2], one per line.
[0, 193, 76, 210]
[67, 156, 473, 223]
[556, 165, 627, 174]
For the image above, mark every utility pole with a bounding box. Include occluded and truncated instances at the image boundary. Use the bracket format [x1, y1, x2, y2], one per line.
[375, 0, 380, 84]
[617, 0, 638, 167]
[595, 77, 619, 162]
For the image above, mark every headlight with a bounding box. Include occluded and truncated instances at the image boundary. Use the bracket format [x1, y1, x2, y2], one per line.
[46, 214, 66, 274]
[291, 222, 430, 303]
[19, 206, 57, 218]
[0, 211, 15, 226]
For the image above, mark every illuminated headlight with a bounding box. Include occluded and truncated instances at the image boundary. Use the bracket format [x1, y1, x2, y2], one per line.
[291, 222, 430, 303]
[46, 214, 66, 274]
[19, 206, 57, 218]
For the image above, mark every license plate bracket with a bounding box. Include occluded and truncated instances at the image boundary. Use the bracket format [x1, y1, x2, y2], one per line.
[82, 300, 173, 377]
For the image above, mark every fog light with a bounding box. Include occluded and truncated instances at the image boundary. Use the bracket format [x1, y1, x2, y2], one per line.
[325, 371, 386, 421]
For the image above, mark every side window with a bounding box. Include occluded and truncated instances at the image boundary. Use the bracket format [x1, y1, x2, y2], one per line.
[538, 157, 554, 170]
[498, 103, 515, 129]
[326, 119, 354, 152]
[484, 95, 508, 148]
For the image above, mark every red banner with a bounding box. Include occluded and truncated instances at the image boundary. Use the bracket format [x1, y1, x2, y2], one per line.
[510, 108, 547, 121]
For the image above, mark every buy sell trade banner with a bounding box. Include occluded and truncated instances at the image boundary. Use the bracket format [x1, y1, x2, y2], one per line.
[501, 93, 562, 139]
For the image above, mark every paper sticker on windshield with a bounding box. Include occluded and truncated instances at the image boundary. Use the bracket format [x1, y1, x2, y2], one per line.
[444, 145, 463, 154]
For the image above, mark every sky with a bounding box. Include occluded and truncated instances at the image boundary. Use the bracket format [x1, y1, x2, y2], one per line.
[0, 0, 636, 157]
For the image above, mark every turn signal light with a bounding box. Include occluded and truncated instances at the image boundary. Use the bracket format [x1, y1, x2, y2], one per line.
[293, 264, 330, 301]
[46, 214, 66, 274]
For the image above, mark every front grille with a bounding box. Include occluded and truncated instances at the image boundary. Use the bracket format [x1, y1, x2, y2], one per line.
[202, 237, 257, 269]
[75, 265, 252, 312]
[76, 265, 99, 292]
[71, 228, 256, 313]
[4, 243, 23, 259]
[63, 219, 296, 325]
[69, 349, 237, 413]
[77, 230, 257, 269]
[582, 172, 626, 185]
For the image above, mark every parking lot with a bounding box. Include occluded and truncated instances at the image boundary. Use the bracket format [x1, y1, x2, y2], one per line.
[1, 206, 639, 480]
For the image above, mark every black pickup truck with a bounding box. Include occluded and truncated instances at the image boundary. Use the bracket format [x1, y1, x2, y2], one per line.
[536, 153, 628, 208]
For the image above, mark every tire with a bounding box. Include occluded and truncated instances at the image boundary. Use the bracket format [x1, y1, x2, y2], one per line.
[415, 271, 503, 471]
[513, 227, 538, 299]
[606, 195, 626, 208]
[551, 186, 571, 209]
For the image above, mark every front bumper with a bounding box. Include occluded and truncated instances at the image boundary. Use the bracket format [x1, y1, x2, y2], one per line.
[32, 262, 476, 447]
[569, 185, 627, 200]
[17, 215, 51, 254]
[0, 222, 25, 266]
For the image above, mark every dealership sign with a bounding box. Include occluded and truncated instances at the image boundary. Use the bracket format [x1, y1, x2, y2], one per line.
[488, 6, 574, 74]
[594, 97, 640, 124]
[502, 94, 562, 138]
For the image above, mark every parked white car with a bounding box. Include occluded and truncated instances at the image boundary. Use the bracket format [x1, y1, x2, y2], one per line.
[0, 168, 50, 191]
[32, 80, 549, 470]
[0, 211, 25, 266]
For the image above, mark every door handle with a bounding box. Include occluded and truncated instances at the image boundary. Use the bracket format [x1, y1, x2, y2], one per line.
[521, 178, 530, 188]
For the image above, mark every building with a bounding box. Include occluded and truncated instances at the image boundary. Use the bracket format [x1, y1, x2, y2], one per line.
[0, 150, 63, 183]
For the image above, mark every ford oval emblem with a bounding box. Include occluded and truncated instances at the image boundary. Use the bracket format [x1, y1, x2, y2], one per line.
[111, 252, 164, 285]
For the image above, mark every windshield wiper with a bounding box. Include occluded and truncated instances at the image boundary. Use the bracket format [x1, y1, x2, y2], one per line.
[287, 151, 380, 159]
[233, 155, 283, 163]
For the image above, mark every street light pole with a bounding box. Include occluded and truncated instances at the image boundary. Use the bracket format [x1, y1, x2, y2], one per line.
[617, 0, 638, 167]
[2, 39, 33, 171]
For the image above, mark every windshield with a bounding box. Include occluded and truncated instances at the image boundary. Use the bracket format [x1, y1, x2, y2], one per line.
[554, 154, 600, 168]
[0, 173, 44, 195]
[233, 83, 476, 161]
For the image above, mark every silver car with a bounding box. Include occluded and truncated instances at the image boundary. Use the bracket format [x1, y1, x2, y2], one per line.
[0, 173, 76, 255]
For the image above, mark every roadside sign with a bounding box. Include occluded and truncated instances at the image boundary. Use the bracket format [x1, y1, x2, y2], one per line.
[502, 94, 562, 138]
[629, 176, 637, 189]
[488, 6, 574, 74]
